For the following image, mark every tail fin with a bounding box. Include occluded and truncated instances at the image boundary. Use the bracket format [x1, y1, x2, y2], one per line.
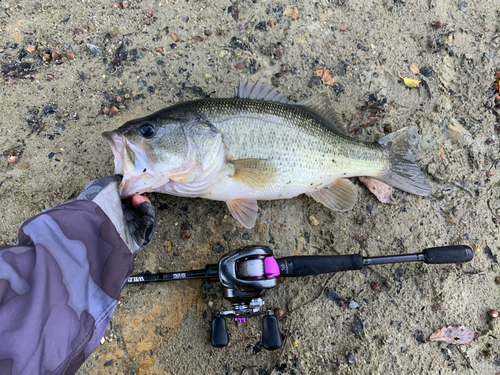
[378, 126, 431, 196]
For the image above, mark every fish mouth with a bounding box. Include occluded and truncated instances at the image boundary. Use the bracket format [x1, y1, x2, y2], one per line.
[102, 130, 162, 197]
[103, 131, 124, 176]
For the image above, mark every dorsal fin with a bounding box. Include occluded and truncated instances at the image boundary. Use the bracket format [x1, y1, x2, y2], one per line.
[296, 93, 349, 136]
[235, 81, 349, 136]
[235, 80, 294, 104]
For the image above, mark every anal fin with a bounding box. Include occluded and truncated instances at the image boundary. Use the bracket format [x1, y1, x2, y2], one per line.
[307, 178, 357, 211]
[226, 199, 258, 229]
[228, 159, 276, 190]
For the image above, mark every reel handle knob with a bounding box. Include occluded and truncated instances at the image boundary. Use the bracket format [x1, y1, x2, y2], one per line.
[211, 317, 229, 347]
[262, 315, 282, 350]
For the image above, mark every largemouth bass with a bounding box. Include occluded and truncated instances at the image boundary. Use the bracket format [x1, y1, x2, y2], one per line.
[103, 81, 430, 228]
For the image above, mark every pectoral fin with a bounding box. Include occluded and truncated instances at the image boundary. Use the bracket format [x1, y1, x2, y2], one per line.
[307, 178, 357, 211]
[226, 199, 258, 229]
[228, 159, 276, 189]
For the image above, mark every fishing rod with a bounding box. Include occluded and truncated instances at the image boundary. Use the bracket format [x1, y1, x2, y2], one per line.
[127, 245, 473, 350]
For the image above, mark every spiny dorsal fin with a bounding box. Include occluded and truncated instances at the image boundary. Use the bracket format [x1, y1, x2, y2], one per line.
[306, 178, 357, 211]
[297, 93, 349, 136]
[228, 158, 277, 189]
[235, 80, 294, 104]
[235, 81, 349, 136]
[226, 198, 258, 229]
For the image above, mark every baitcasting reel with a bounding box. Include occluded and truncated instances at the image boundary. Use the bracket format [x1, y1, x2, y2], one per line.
[127, 244, 474, 350]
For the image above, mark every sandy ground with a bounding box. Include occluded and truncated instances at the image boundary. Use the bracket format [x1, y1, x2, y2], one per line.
[1, 0, 500, 373]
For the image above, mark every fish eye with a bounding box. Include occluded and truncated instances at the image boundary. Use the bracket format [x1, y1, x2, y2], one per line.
[140, 123, 156, 138]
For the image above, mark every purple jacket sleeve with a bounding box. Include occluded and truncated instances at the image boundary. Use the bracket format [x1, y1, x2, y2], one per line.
[0, 200, 134, 375]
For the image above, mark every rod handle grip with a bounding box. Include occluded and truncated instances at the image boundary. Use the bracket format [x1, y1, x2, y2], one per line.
[423, 245, 474, 264]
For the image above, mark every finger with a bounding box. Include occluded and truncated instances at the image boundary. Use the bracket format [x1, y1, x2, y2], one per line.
[131, 194, 151, 208]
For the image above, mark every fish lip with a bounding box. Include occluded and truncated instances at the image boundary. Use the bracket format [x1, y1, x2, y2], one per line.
[102, 131, 125, 187]
[102, 130, 163, 197]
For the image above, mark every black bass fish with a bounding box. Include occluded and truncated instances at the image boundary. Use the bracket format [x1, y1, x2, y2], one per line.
[103, 81, 430, 228]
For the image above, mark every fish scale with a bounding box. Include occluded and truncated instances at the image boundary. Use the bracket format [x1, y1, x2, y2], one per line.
[103, 81, 430, 228]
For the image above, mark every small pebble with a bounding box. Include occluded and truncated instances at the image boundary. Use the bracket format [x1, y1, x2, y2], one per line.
[42, 53, 51, 62]
[113, 1, 121, 8]
[181, 222, 190, 230]
[145, 18, 151, 25]
[357, 42, 363, 49]
[74, 28, 83, 35]
[274, 308, 283, 318]
[291, 67, 300, 74]
[383, 123, 393, 133]
[419, 51, 427, 57]
[431, 304, 442, 312]
[109, 106, 118, 115]
[155, 47, 164, 53]
[51, 52, 60, 60]
[69, 112, 78, 120]
[238, 23, 245, 30]
[122, 0, 130, 7]
[66, 51, 75, 59]
[181, 231, 191, 240]
[493, 217, 500, 225]
[0, 48, 4, 53]
[204, 29, 212, 36]
[308, 215, 319, 226]
[282, 64, 290, 72]
[235, 62, 244, 69]
[489, 309, 499, 318]
[116, 95, 123, 102]
[495, 276, 500, 284]
[182, 16, 189, 22]
[370, 281, 380, 291]
[7, 155, 18, 164]
[336, 298, 345, 307]
[328, 40, 335, 45]
[348, 300, 359, 309]
[485, 100, 493, 108]
[8, 78, 16, 85]
[146, 9, 153, 17]
[428, 39, 437, 48]
[434, 20, 443, 28]
[341, 26, 347, 32]
[486, 137, 495, 145]
[27, 45, 36, 54]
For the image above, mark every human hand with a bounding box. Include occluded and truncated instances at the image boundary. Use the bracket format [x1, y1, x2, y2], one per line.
[78, 175, 156, 254]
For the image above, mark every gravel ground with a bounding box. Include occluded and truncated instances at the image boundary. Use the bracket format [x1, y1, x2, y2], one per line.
[1, 0, 500, 374]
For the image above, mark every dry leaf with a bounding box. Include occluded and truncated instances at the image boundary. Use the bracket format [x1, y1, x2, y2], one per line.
[291, 6, 299, 19]
[348, 104, 385, 132]
[409, 63, 420, 75]
[316, 68, 337, 86]
[170, 33, 180, 42]
[399, 73, 421, 88]
[429, 325, 477, 345]
[359, 177, 395, 204]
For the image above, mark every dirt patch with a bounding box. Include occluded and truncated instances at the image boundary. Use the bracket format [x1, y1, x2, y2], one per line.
[1, 0, 499, 373]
